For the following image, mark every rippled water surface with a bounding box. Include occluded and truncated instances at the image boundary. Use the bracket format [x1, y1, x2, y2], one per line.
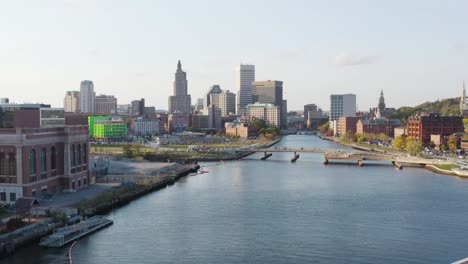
[5, 135, 468, 264]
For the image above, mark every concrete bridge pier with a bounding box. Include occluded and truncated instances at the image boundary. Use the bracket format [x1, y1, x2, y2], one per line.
[357, 160, 364, 167]
[261, 152, 273, 160]
[392, 161, 403, 170]
[291, 152, 300, 162]
[323, 159, 329, 165]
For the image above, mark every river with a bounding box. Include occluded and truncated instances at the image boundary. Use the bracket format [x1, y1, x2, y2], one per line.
[4, 135, 468, 264]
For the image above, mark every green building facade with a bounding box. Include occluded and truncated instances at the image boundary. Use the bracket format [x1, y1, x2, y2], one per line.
[88, 116, 128, 139]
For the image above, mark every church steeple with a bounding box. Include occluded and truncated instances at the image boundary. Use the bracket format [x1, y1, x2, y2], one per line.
[378, 90, 386, 112]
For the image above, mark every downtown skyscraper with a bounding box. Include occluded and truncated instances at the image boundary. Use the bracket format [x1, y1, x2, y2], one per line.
[168, 60, 191, 114]
[79, 80, 95, 113]
[236, 64, 255, 115]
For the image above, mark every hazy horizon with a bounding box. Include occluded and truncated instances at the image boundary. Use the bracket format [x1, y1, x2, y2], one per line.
[1, 0, 467, 111]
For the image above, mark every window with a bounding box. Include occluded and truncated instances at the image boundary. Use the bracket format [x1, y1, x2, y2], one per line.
[9, 192, 16, 202]
[71, 145, 75, 167]
[83, 144, 87, 164]
[50, 146, 56, 171]
[32, 189, 36, 197]
[40, 148, 47, 180]
[29, 149, 36, 182]
[8, 153, 16, 176]
[0, 192, 5, 201]
[77, 145, 82, 165]
[0, 153, 5, 175]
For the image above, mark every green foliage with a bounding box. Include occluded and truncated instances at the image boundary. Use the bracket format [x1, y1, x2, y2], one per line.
[406, 138, 423, 155]
[318, 121, 331, 134]
[123, 143, 143, 158]
[378, 133, 390, 142]
[447, 135, 459, 151]
[250, 119, 267, 130]
[6, 218, 28, 232]
[391, 97, 461, 124]
[463, 118, 468, 126]
[48, 211, 68, 223]
[441, 144, 448, 151]
[357, 135, 368, 143]
[393, 136, 407, 150]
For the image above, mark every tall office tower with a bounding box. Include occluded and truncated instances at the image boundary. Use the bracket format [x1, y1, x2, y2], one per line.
[329, 94, 356, 130]
[252, 80, 284, 127]
[95, 94, 117, 114]
[205, 85, 222, 108]
[131, 98, 145, 116]
[64, 91, 80, 113]
[236, 64, 255, 115]
[79, 80, 95, 113]
[218, 90, 236, 117]
[168, 60, 192, 114]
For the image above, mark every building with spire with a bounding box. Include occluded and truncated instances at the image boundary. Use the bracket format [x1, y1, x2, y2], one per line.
[460, 81, 468, 116]
[168, 60, 192, 114]
[370, 90, 395, 119]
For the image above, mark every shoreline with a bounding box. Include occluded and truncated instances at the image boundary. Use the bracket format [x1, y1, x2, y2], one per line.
[319, 135, 468, 178]
[0, 162, 199, 259]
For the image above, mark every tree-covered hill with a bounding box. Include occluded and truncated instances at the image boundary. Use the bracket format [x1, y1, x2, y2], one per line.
[390, 97, 461, 123]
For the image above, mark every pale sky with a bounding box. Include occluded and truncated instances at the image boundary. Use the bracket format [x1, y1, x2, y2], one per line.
[1, 0, 467, 111]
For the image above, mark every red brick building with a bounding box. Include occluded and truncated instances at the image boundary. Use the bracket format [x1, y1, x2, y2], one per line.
[0, 109, 90, 204]
[407, 114, 464, 143]
[337, 117, 360, 135]
[356, 118, 402, 138]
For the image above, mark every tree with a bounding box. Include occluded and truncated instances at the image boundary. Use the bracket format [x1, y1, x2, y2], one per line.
[378, 133, 390, 142]
[357, 135, 368, 143]
[406, 139, 423, 155]
[392, 136, 407, 150]
[447, 135, 459, 151]
[318, 121, 330, 134]
[463, 118, 468, 126]
[250, 119, 266, 130]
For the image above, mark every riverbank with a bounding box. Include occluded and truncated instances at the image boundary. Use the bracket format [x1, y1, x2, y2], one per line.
[318, 135, 468, 178]
[0, 161, 199, 260]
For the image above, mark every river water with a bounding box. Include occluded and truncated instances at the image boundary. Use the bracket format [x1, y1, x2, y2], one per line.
[5, 135, 468, 264]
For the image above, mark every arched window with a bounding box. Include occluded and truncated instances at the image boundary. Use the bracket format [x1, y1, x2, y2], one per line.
[83, 144, 87, 164]
[29, 149, 36, 182]
[40, 148, 47, 180]
[50, 146, 56, 170]
[77, 145, 82, 165]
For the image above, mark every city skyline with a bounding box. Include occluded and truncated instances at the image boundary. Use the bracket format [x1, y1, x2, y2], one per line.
[1, 1, 468, 110]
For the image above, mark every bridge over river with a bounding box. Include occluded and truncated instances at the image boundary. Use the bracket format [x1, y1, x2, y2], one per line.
[236, 148, 451, 168]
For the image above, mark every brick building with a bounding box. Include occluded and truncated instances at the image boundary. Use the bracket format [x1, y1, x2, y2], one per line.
[225, 122, 257, 139]
[337, 116, 361, 135]
[407, 114, 464, 143]
[356, 118, 401, 137]
[0, 109, 90, 204]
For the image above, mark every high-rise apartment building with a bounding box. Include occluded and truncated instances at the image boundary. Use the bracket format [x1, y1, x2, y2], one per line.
[168, 60, 192, 114]
[79, 80, 95, 113]
[218, 90, 236, 117]
[236, 64, 255, 115]
[64, 91, 80, 113]
[329, 94, 356, 130]
[95, 94, 117, 114]
[252, 80, 284, 127]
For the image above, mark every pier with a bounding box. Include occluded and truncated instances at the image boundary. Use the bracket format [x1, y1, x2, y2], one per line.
[39, 216, 113, 248]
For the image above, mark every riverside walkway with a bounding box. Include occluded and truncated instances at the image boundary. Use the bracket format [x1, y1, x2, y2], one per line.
[236, 148, 451, 168]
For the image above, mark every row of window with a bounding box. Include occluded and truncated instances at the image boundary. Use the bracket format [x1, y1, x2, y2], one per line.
[0, 192, 16, 202]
